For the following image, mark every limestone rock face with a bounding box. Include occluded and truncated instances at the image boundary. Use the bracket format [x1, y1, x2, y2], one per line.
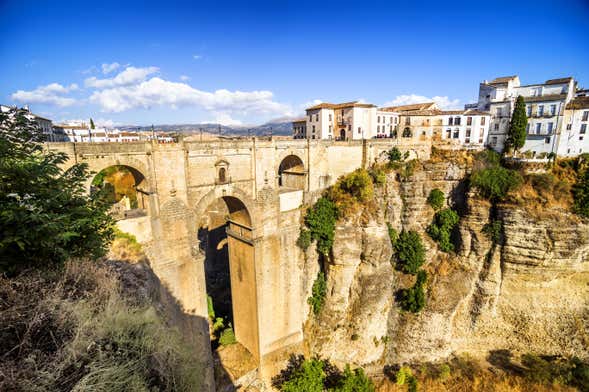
[304, 161, 589, 368]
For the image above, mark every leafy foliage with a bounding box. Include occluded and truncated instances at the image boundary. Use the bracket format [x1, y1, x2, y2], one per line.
[482, 220, 503, 243]
[427, 208, 459, 252]
[573, 161, 589, 218]
[387, 147, 403, 162]
[386, 223, 398, 247]
[368, 167, 386, 185]
[394, 230, 426, 274]
[297, 228, 312, 250]
[308, 272, 327, 315]
[399, 270, 427, 313]
[273, 355, 374, 392]
[328, 169, 374, 214]
[218, 325, 237, 346]
[470, 166, 523, 201]
[507, 95, 528, 152]
[0, 108, 114, 274]
[305, 197, 337, 255]
[427, 188, 445, 210]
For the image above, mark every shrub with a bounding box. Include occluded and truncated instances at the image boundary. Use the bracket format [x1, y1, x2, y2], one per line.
[387, 223, 398, 247]
[329, 168, 374, 207]
[369, 167, 386, 185]
[0, 108, 114, 274]
[305, 197, 337, 255]
[297, 228, 312, 250]
[474, 149, 502, 170]
[427, 188, 445, 211]
[400, 159, 418, 180]
[219, 325, 237, 346]
[308, 272, 327, 315]
[395, 230, 426, 274]
[470, 167, 523, 200]
[427, 208, 459, 252]
[387, 147, 403, 163]
[399, 270, 427, 313]
[482, 220, 502, 243]
[280, 358, 325, 392]
[332, 365, 375, 392]
[573, 165, 589, 218]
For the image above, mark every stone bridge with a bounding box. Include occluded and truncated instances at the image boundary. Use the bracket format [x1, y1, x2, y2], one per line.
[47, 137, 430, 379]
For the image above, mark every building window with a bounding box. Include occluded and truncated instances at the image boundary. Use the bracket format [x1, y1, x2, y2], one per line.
[446, 129, 451, 138]
[358, 127, 362, 135]
[547, 122, 553, 133]
[583, 111, 589, 121]
[329, 114, 332, 121]
[467, 117, 472, 126]
[405, 117, 410, 126]
[316, 114, 319, 121]
[309, 115, 312, 122]
[550, 104, 556, 115]
[453, 130, 459, 139]
[581, 124, 587, 134]
[545, 137, 551, 144]
[377, 125, 380, 132]
[491, 136, 498, 145]
[466, 129, 471, 137]
[377, 116, 381, 123]
[580, 136, 584, 141]
[527, 105, 532, 117]
[455, 117, 461, 125]
[329, 125, 332, 132]
[465, 138, 470, 144]
[479, 137, 484, 144]
[448, 117, 453, 125]
[496, 107, 502, 117]
[536, 123, 542, 134]
[538, 105, 544, 116]
[494, 123, 499, 131]
[567, 123, 572, 130]
[481, 116, 486, 125]
[312, 125, 315, 133]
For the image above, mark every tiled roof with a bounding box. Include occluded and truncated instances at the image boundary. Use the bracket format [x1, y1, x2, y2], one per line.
[566, 96, 589, 110]
[545, 77, 573, 85]
[379, 102, 437, 112]
[488, 75, 518, 85]
[306, 101, 376, 110]
[292, 118, 307, 123]
[523, 94, 567, 103]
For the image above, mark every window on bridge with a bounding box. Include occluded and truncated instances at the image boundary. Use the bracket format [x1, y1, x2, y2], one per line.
[278, 155, 305, 191]
[91, 165, 148, 220]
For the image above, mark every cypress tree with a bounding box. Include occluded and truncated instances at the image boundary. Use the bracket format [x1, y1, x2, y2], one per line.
[507, 95, 527, 153]
[90, 118, 95, 129]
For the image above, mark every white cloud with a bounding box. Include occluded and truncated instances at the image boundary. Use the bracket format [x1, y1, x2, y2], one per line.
[213, 113, 243, 126]
[11, 83, 78, 107]
[383, 94, 461, 110]
[89, 77, 292, 119]
[85, 66, 159, 89]
[193, 54, 202, 60]
[180, 75, 191, 81]
[101, 62, 121, 74]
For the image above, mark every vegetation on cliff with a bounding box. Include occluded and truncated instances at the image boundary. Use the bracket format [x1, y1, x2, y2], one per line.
[398, 270, 428, 313]
[272, 355, 375, 392]
[427, 208, 460, 252]
[304, 197, 338, 255]
[0, 107, 114, 274]
[427, 188, 445, 211]
[394, 230, 426, 274]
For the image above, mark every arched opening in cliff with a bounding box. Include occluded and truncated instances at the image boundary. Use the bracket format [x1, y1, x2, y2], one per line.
[198, 195, 258, 359]
[278, 154, 306, 190]
[90, 165, 149, 219]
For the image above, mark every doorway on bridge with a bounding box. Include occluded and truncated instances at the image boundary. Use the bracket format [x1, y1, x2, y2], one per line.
[91, 165, 148, 220]
[199, 196, 258, 361]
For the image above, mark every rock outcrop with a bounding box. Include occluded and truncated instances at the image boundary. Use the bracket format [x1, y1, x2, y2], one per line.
[303, 160, 589, 369]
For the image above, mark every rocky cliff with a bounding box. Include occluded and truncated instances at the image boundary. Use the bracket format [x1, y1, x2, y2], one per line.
[303, 159, 589, 370]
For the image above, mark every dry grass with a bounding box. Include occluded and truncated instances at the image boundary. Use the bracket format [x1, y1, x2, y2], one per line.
[0, 260, 202, 391]
[108, 228, 147, 264]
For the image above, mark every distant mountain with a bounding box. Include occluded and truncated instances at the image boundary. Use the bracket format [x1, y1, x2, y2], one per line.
[121, 117, 296, 137]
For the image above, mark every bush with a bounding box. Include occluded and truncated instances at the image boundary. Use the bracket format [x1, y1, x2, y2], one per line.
[273, 356, 374, 392]
[387, 223, 398, 247]
[219, 325, 237, 346]
[387, 147, 403, 163]
[328, 169, 374, 214]
[399, 270, 427, 313]
[482, 220, 502, 243]
[369, 167, 386, 185]
[0, 108, 114, 274]
[573, 165, 589, 218]
[470, 167, 523, 200]
[308, 272, 327, 315]
[395, 230, 426, 274]
[427, 208, 459, 252]
[297, 228, 312, 250]
[305, 197, 337, 255]
[427, 188, 445, 211]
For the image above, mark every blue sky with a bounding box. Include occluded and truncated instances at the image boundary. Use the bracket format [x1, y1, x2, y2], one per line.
[1, 0, 588, 126]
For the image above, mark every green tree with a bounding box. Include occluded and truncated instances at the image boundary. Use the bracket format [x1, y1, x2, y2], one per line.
[470, 166, 523, 201]
[308, 272, 327, 315]
[0, 108, 114, 274]
[507, 95, 528, 153]
[399, 270, 427, 313]
[90, 118, 95, 129]
[427, 208, 460, 252]
[394, 230, 426, 274]
[281, 358, 325, 392]
[305, 197, 337, 255]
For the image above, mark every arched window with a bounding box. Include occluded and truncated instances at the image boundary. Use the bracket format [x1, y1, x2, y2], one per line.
[402, 127, 412, 138]
[218, 167, 227, 183]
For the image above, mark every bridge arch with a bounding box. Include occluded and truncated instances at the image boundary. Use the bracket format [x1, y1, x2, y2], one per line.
[194, 187, 260, 360]
[277, 153, 306, 190]
[88, 158, 153, 218]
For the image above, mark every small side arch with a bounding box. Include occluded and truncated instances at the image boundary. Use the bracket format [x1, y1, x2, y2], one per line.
[277, 154, 306, 190]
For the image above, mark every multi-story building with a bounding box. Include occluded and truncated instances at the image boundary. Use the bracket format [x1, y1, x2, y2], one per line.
[1, 104, 65, 141]
[292, 119, 307, 139]
[559, 96, 589, 156]
[304, 101, 378, 140]
[474, 76, 577, 154]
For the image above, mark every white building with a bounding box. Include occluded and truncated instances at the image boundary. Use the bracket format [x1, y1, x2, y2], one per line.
[473, 76, 577, 155]
[292, 119, 307, 139]
[304, 101, 378, 140]
[1, 104, 65, 141]
[559, 96, 589, 156]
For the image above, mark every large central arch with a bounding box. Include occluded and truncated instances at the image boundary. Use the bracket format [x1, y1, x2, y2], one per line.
[194, 188, 260, 360]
